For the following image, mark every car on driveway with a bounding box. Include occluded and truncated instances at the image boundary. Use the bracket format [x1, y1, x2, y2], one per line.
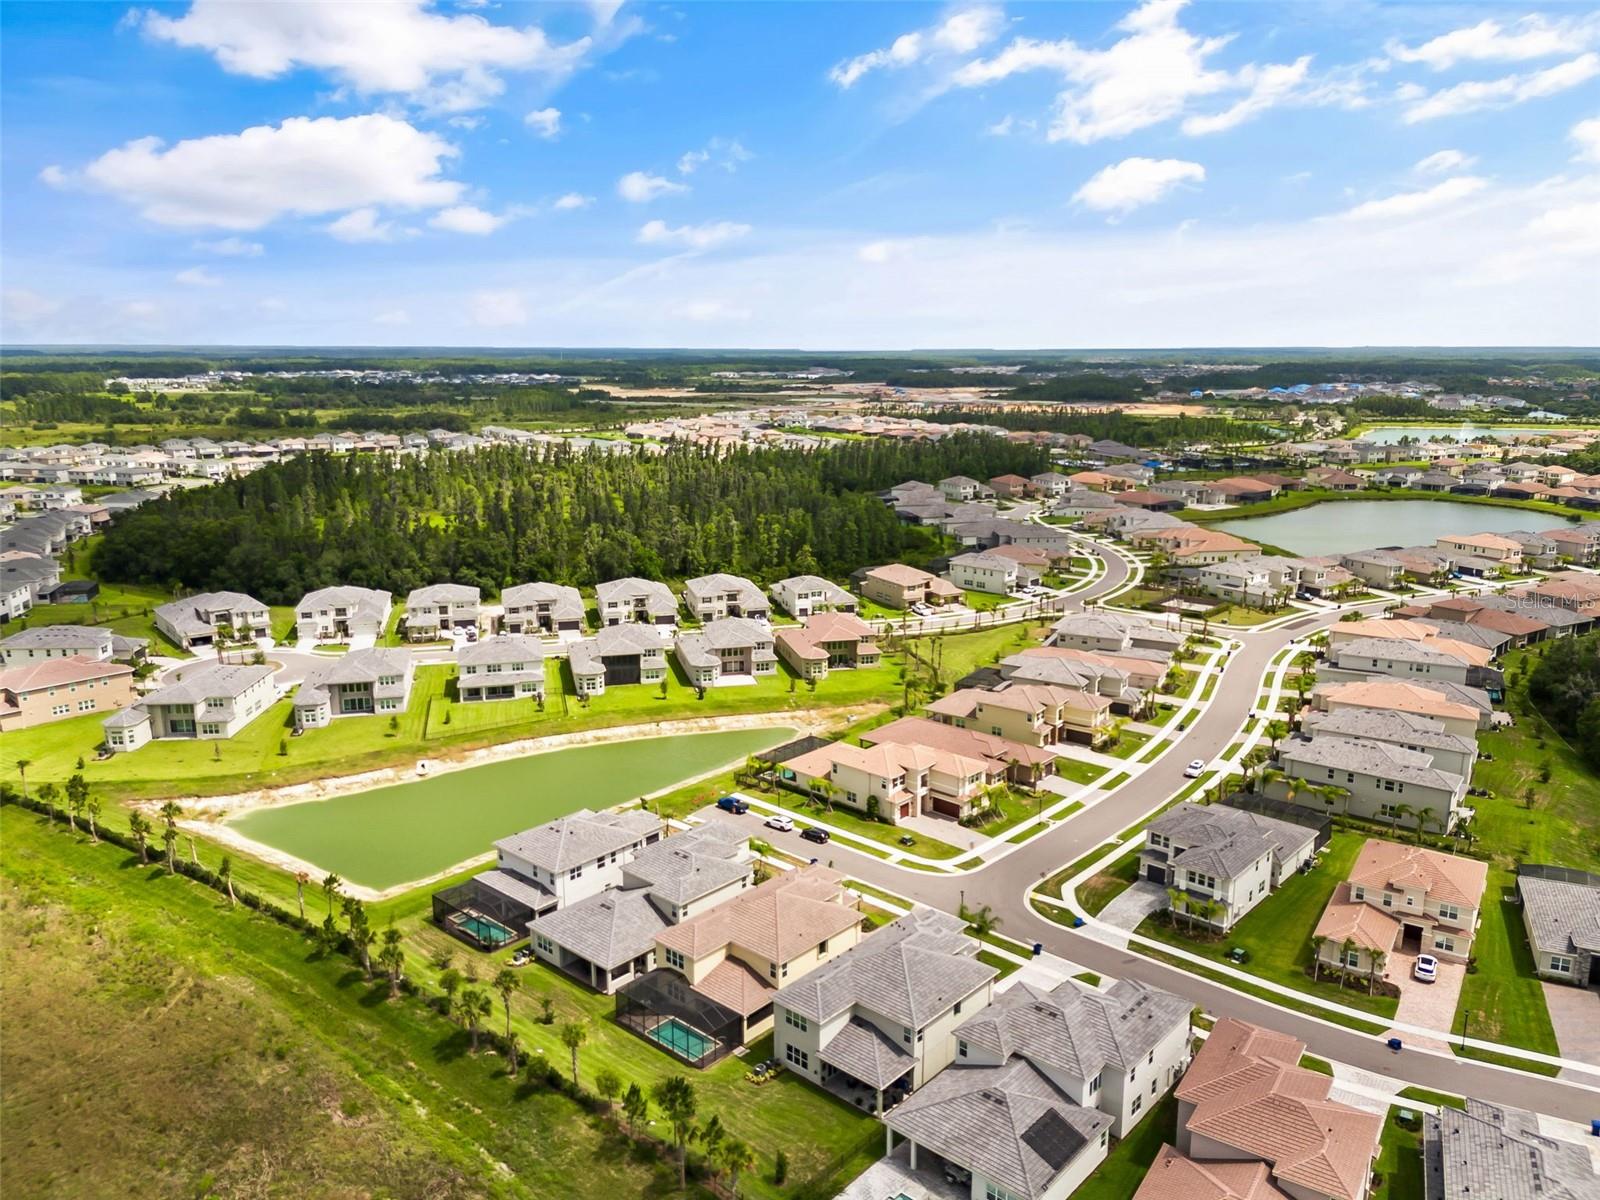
[800, 826, 830, 845]
[1413, 954, 1439, 983]
[764, 814, 794, 832]
[715, 795, 749, 815]
[1184, 759, 1207, 778]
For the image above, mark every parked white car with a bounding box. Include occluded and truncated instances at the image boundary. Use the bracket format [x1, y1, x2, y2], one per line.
[1184, 759, 1206, 778]
[764, 814, 795, 833]
[1413, 954, 1439, 983]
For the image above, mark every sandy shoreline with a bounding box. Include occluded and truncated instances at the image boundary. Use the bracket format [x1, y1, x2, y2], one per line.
[167, 705, 880, 902]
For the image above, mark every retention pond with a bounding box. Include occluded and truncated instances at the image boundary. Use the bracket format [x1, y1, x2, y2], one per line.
[1210, 499, 1581, 558]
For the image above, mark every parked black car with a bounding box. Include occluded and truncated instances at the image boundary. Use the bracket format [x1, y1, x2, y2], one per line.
[800, 826, 830, 845]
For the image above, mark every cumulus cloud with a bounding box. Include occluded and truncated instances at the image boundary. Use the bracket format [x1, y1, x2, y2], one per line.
[1414, 149, 1476, 174]
[1338, 176, 1487, 221]
[553, 192, 594, 210]
[71, 114, 463, 231]
[830, 5, 1004, 87]
[677, 137, 751, 175]
[1570, 115, 1600, 163]
[468, 289, 529, 327]
[1401, 54, 1600, 122]
[524, 107, 562, 138]
[858, 239, 915, 263]
[1073, 157, 1205, 214]
[194, 236, 264, 256]
[39, 164, 68, 187]
[637, 219, 750, 249]
[1387, 14, 1600, 70]
[139, 0, 590, 112]
[326, 207, 400, 243]
[617, 170, 688, 202]
[428, 204, 508, 234]
[174, 266, 222, 286]
[951, 0, 1328, 143]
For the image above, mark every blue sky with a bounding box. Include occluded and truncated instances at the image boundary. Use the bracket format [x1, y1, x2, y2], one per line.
[2, 0, 1597, 348]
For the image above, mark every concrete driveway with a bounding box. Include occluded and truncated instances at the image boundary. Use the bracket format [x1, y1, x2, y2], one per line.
[1097, 879, 1168, 934]
[1542, 983, 1600, 1081]
[1385, 949, 1466, 1050]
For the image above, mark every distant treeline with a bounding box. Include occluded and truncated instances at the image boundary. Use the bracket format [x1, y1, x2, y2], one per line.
[1524, 634, 1600, 772]
[886, 407, 1271, 447]
[92, 435, 1048, 601]
[1168, 357, 1600, 393]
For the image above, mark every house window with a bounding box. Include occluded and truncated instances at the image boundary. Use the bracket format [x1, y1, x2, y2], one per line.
[1088, 1072, 1101, 1092]
[784, 1044, 808, 1070]
[1434, 936, 1456, 953]
[1342, 949, 1361, 968]
[903, 1027, 913, 1044]
[1437, 904, 1460, 921]
[958, 1040, 968, 1059]
[663, 948, 685, 971]
[1131, 1094, 1143, 1115]
[985, 1185, 1026, 1200]
[536, 935, 553, 954]
[784, 1009, 808, 1032]
[1382, 894, 1393, 908]
[1352, 886, 1365, 901]
[953, 999, 962, 1016]
[1551, 955, 1574, 974]
[818, 939, 828, 955]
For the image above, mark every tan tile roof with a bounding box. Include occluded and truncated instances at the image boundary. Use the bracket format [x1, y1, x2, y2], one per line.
[865, 563, 938, 586]
[1441, 532, 1523, 553]
[1133, 1145, 1292, 1200]
[863, 715, 1056, 768]
[1347, 839, 1487, 910]
[694, 957, 776, 1016]
[1314, 882, 1402, 954]
[1319, 680, 1477, 724]
[1179, 1019, 1382, 1200]
[0, 654, 132, 694]
[655, 865, 860, 964]
[785, 737, 992, 785]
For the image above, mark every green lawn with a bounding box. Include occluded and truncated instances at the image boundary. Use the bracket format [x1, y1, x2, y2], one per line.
[1452, 867, 1560, 1073]
[1105, 729, 1153, 759]
[1136, 831, 1400, 1019]
[1373, 1111, 1426, 1200]
[1079, 848, 1140, 916]
[1, 808, 879, 1200]
[1073, 1093, 1178, 1200]
[1052, 757, 1111, 786]
[789, 799, 964, 860]
[1209, 604, 1285, 627]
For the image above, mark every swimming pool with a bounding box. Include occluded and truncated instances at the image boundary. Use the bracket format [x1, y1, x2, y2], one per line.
[647, 1017, 716, 1061]
[449, 910, 516, 948]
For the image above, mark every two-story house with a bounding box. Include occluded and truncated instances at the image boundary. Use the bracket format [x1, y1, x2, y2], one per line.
[499, 582, 585, 635]
[1274, 735, 1468, 831]
[404, 584, 481, 640]
[860, 715, 1057, 789]
[782, 738, 999, 824]
[1298, 707, 1478, 781]
[595, 577, 677, 627]
[674, 617, 777, 688]
[1314, 840, 1487, 973]
[681, 573, 770, 622]
[153, 591, 271, 649]
[1436, 532, 1524, 570]
[292, 647, 415, 728]
[947, 551, 1024, 595]
[859, 563, 963, 610]
[293, 585, 392, 643]
[773, 907, 996, 1112]
[773, 612, 881, 680]
[0, 624, 147, 666]
[1048, 613, 1183, 658]
[566, 623, 669, 696]
[492, 807, 665, 912]
[927, 683, 1114, 747]
[1140, 802, 1319, 931]
[455, 635, 545, 703]
[0, 656, 138, 731]
[102, 661, 277, 751]
[769, 575, 859, 618]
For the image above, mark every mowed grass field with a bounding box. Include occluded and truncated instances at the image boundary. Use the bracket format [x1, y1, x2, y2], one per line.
[229, 726, 795, 889]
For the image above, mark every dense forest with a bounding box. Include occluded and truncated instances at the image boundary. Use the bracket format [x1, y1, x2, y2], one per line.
[93, 435, 1047, 601]
[879, 407, 1272, 447]
[1524, 634, 1600, 772]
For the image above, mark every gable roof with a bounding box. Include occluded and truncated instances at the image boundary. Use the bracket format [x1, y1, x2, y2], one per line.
[493, 807, 663, 873]
[1133, 1145, 1293, 1200]
[0, 654, 133, 694]
[140, 661, 274, 706]
[1348, 839, 1486, 909]
[655, 864, 859, 964]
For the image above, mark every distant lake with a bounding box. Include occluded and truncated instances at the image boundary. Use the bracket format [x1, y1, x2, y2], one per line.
[1357, 424, 1579, 445]
[1211, 499, 1578, 557]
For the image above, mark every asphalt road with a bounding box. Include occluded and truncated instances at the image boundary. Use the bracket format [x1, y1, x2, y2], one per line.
[743, 537, 1600, 1121]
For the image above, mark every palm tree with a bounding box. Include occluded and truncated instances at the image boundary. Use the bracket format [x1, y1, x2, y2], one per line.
[716, 1139, 756, 1198]
[350, 913, 376, 978]
[622, 1082, 649, 1138]
[1367, 949, 1387, 995]
[1166, 887, 1193, 933]
[966, 904, 1002, 937]
[128, 811, 152, 864]
[1413, 806, 1437, 844]
[1390, 802, 1414, 834]
[699, 1113, 727, 1168]
[294, 870, 310, 921]
[458, 987, 492, 1053]
[1337, 937, 1359, 986]
[559, 1020, 587, 1086]
[158, 800, 182, 873]
[1310, 934, 1327, 982]
[14, 757, 32, 801]
[321, 871, 342, 917]
[378, 927, 405, 999]
[439, 967, 464, 1019]
[85, 796, 102, 843]
[493, 967, 520, 1047]
[1265, 720, 1289, 751]
[218, 855, 236, 908]
[652, 1075, 699, 1190]
[812, 779, 839, 813]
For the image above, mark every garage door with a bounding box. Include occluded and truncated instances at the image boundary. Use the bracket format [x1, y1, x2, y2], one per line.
[930, 798, 962, 817]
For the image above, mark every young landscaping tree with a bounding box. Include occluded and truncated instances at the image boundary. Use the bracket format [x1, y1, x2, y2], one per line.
[322, 871, 342, 917]
[14, 757, 32, 801]
[1266, 720, 1289, 751]
[717, 1139, 756, 1198]
[967, 904, 1002, 938]
[350, 910, 376, 977]
[503, 1029, 522, 1078]
[1368, 949, 1387, 995]
[622, 1082, 648, 1137]
[439, 968, 464, 1019]
[128, 811, 152, 864]
[218, 855, 236, 908]
[1413, 806, 1437, 844]
[84, 795, 102, 843]
[66, 773, 89, 832]
[596, 1069, 623, 1116]
[38, 782, 61, 825]
[699, 1113, 726, 1169]
[294, 870, 309, 920]
[459, 987, 492, 1053]
[1310, 934, 1327, 982]
[559, 1020, 587, 1087]
[379, 926, 405, 998]
[773, 1148, 789, 1185]
[1337, 938, 1359, 986]
[652, 1075, 699, 1190]
[493, 968, 520, 1046]
[159, 801, 182, 873]
[539, 995, 555, 1024]
[1167, 888, 1191, 933]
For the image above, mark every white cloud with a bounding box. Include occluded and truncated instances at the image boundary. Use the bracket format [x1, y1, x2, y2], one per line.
[447, 115, 484, 130]
[121, 300, 160, 321]
[195, 236, 264, 256]
[174, 266, 222, 286]
[1073, 157, 1205, 214]
[374, 308, 411, 326]
[1570, 115, 1600, 163]
[553, 192, 594, 210]
[1402, 54, 1600, 122]
[326, 207, 399, 243]
[74, 114, 463, 230]
[952, 0, 1324, 143]
[2, 288, 63, 325]
[677, 137, 751, 175]
[140, 0, 591, 112]
[1387, 14, 1600, 70]
[524, 107, 562, 138]
[830, 5, 1004, 87]
[1414, 149, 1476, 175]
[858, 239, 915, 263]
[676, 299, 751, 322]
[637, 219, 751, 249]
[428, 204, 507, 234]
[469, 289, 529, 327]
[1338, 175, 1487, 221]
[617, 170, 688, 202]
[38, 164, 68, 187]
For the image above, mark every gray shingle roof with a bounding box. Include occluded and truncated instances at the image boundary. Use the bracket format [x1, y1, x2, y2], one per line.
[1, 625, 115, 653]
[675, 617, 776, 669]
[623, 823, 751, 904]
[1424, 1099, 1600, 1200]
[457, 635, 545, 671]
[595, 577, 676, 617]
[1299, 708, 1476, 756]
[406, 582, 480, 606]
[529, 886, 670, 969]
[296, 585, 391, 623]
[475, 868, 553, 911]
[1148, 802, 1316, 880]
[818, 1017, 917, 1089]
[1517, 875, 1600, 958]
[300, 647, 413, 695]
[501, 581, 584, 621]
[884, 1058, 1111, 1200]
[1279, 735, 1465, 792]
[141, 661, 274, 706]
[493, 807, 662, 873]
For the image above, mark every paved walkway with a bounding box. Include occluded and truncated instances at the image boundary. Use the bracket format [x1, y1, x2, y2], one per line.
[1384, 951, 1466, 1052]
[1542, 983, 1600, 1082]
[1096, 879, 1167, 935]
[897, 812, 986, 851]
[836, 1142, 965, 1200]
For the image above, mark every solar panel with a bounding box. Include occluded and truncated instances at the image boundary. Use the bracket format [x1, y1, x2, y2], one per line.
[1022, 1110, 1087, 1171]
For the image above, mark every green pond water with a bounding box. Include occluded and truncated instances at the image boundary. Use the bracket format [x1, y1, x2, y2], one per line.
[228, 726, 794, 890]
[1210, 499, 1579, 558]
[1357, 424, 1580, 444]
